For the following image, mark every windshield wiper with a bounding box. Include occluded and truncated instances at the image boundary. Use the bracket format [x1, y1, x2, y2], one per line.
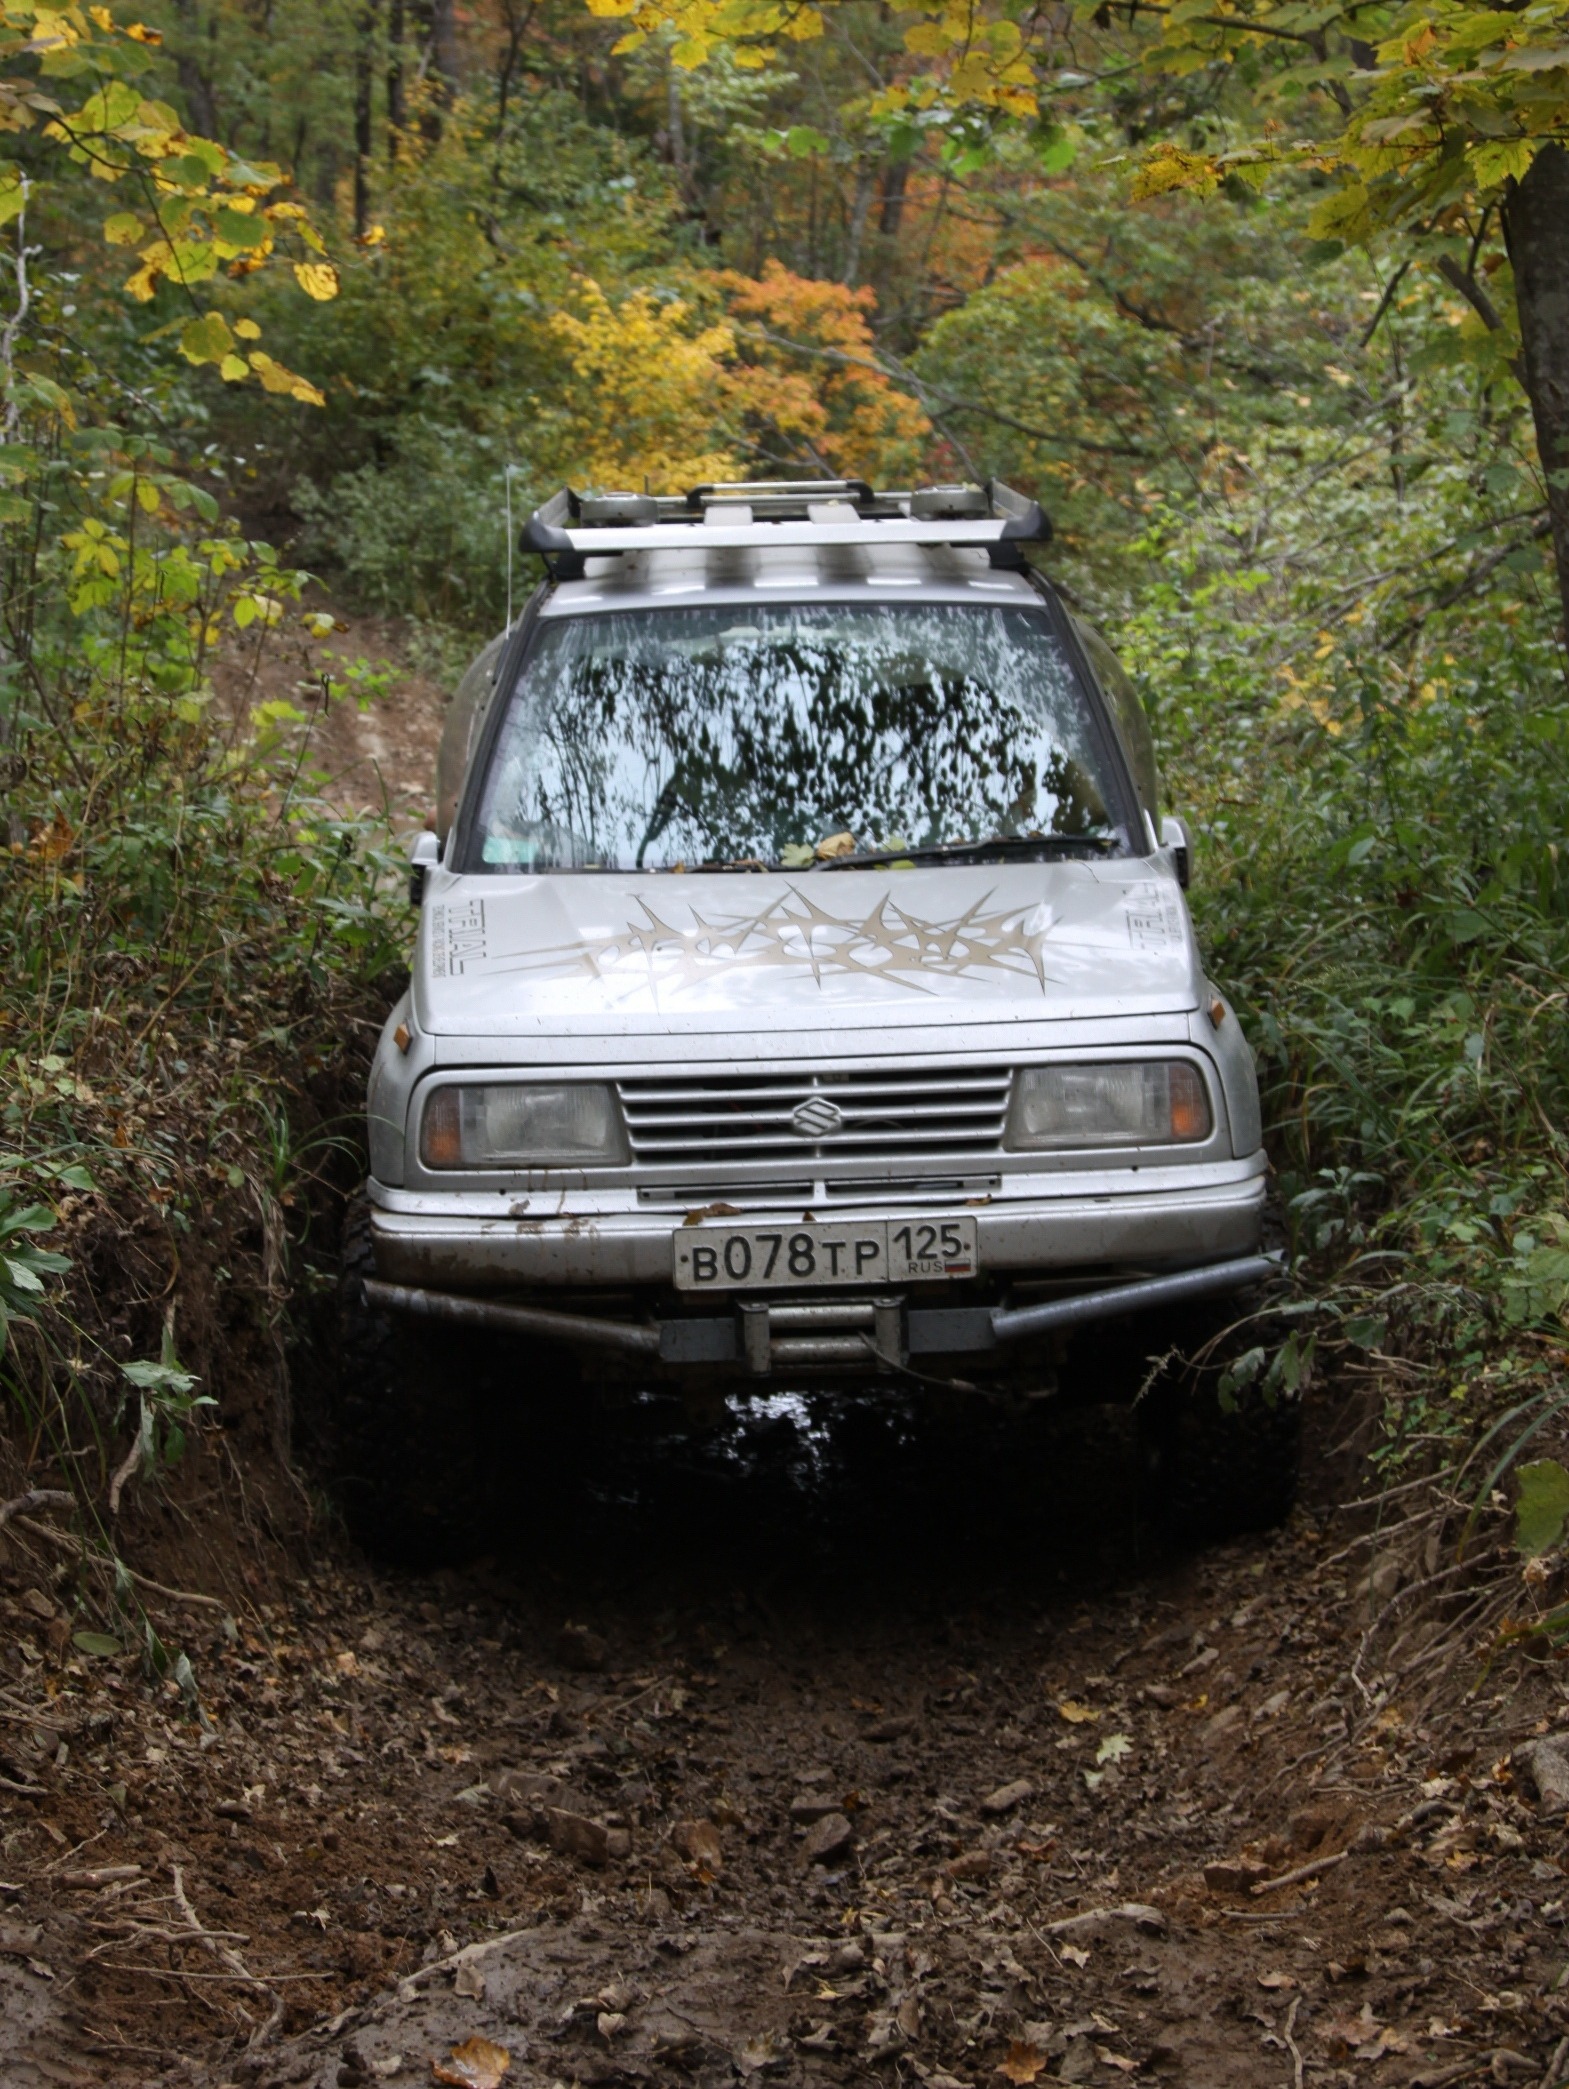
[816, 833, 1118, 870]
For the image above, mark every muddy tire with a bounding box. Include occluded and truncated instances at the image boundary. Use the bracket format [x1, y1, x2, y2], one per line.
[333, 1193, 486, 1566]
[1138, 1376, 1301, 1545]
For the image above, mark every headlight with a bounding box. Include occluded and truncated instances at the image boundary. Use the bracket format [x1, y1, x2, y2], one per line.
[420, 1083, 628, 1169]
[1009, 1062, 1211, 1149]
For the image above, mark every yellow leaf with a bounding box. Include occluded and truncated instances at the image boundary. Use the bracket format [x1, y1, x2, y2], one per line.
[135, 479, 159, 513]
[218, 353, 248, 381]
[1130, 144, 1220, 201]
[233, 317, 261, 338]
[292, 259, 338, 301]
[996, 2043, 1047, 2084]
[247, 349, 318, 398]
[904, 20, 957, 55]
[432, 2036, 512, 2089]
[1058, 1699, 1100, 1724]
[102, 211, 143, 245]
[125, 20, 163, 41]
[179, 310, 234, 365]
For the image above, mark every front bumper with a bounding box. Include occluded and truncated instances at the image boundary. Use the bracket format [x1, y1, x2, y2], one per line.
[366, 1250, 1282, 1372]
[365, 1155, 1268, 1290]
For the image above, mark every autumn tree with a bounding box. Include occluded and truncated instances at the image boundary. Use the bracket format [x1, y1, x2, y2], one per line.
[577, 0, 1569, 638]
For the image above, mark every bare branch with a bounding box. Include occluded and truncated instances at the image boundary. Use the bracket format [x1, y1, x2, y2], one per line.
[1435, 253, 1504, 333]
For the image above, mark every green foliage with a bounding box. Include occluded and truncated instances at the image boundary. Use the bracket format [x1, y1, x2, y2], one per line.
[0, 1191, 70, 1355]
[1515, 1458, 1569, 1558]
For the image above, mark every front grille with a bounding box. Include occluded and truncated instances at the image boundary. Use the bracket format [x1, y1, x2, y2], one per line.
[617, 1067, 1012, 1170]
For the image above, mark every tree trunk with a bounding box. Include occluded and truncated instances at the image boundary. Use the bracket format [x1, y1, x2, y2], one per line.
[387, 0, 405, 158]
[843, 161, 875, 287]
[1504, 144, 1569, 645]
[354, 0, 378, 238]
[878, 159, 909, 240]
[429, 0, 461, 101]
[169, 0, 221, 139]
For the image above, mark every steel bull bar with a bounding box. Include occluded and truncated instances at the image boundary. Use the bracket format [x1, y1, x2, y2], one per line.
[363, 1251, 1283, 1374]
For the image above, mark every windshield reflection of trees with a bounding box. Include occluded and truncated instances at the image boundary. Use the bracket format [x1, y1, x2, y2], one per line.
[477, 606, 1115, 870]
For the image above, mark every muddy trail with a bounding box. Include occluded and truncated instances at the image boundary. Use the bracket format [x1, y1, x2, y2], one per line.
[3, 1379, 1568, 2089]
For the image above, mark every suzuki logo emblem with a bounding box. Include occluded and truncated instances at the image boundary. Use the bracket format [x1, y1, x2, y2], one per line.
[790, 1095, 845, 1139]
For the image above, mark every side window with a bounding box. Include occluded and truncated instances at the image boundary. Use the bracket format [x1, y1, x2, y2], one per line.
[1070, 615, 1160, 826]
[436, 630, 509, 841]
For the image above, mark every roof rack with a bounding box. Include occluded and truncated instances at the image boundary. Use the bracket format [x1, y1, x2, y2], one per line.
[520, 478, 1051, 578]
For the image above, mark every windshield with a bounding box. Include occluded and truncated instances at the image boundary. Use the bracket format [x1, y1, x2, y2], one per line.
[465, 602, 1131, 873]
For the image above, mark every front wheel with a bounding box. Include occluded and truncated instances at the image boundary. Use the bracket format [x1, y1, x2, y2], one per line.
[332, 1194, 487, 1565]
[1138, 1380, 1301, 1545]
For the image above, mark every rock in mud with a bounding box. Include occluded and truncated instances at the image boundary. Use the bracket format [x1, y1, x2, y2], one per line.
[980, 1777, 1034, 1815]
[556, 1623, 608, 1672]
[546, 1808, 611, 1866]
[1515, 1735, 1569, 1815]
[788, 1794, 840, 1825]
[800, 1812, 854, 1864]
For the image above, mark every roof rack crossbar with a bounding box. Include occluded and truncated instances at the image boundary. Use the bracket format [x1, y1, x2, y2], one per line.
[518, 479, 1050, 567]
[684, 478, 877, 509]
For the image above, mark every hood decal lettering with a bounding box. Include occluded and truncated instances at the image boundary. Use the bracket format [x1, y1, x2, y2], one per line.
[1125, 882, 1183, 952]
[429, 898, 488, 979]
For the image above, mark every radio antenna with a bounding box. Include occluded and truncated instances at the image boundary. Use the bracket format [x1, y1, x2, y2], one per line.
[504, 464, 516, 628]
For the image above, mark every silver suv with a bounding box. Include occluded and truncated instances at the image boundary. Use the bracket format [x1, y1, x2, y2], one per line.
[336, 480, 1294, 1556]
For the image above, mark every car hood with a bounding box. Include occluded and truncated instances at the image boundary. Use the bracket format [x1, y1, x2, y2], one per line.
[412, 858, 1202, 1038]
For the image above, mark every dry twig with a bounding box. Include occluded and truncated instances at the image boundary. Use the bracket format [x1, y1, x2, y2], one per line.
[0, 1488, 73, 1529]
[1251, 1850, 1348, 1897]
[168, 1863, 283, 2048]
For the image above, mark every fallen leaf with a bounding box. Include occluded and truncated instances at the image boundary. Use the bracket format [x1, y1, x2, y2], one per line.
[996, 2041, 1047, 2083]
[1095, 1734, 1132, 1766]
[1095, 2050, 1137, 2074]
[1060, 1943, 1090, 1968]
[432, 2034, 511, 2088]
[737, 2034, 782, 2074]
[1058, 1700, 1100, 1725]
[672, 1817, 724, 1869]
[1257, 1970, 1296, 1991]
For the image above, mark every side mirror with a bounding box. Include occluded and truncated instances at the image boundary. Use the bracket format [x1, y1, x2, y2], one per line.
[408, 829, 441, 907]
[1160, 814, 1192, 890]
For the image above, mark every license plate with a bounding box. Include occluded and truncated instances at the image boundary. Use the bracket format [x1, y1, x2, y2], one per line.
[672, 1217, 977, 1291]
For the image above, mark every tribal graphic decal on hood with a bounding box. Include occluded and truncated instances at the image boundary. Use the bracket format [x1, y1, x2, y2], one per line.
[437, 885, 1061, 997]
[415, 863, 1200, 1034]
